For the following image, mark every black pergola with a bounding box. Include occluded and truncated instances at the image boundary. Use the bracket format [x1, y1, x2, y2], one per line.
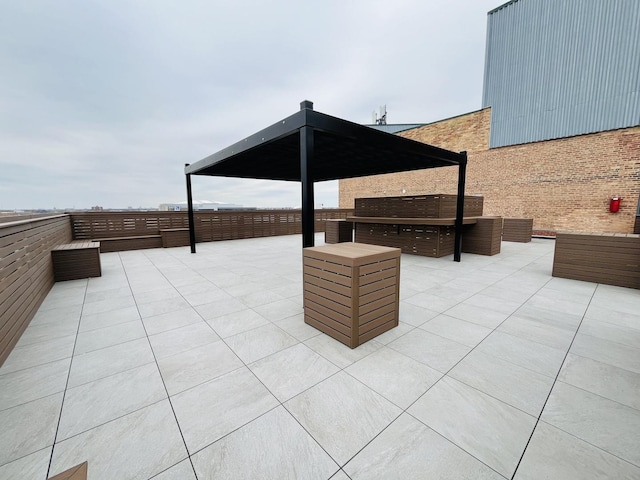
[185, 101, 469, 261]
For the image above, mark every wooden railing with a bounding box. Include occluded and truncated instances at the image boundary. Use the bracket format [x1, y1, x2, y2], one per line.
[69, 209, 353, 243]
[0, 215, 72, 367]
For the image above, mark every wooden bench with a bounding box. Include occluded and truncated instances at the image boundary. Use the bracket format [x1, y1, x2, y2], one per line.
[303, 243, 401, 348]
[324, 219, 353, 244]
[94, 235, 162, 253]
[51, 242, 101, 282]
[160, 228, 190, 248]
[552, 232, 640, 289]
[503, 218, 533, 242]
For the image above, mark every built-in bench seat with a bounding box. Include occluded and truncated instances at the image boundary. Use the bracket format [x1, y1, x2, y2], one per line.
[160, 228, 190, 248]
[552, 232, 639, 289]
[94, 235, 162, 253]
[51, 241, 101, 282]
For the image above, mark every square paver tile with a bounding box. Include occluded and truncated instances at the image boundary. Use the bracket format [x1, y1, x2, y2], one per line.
[205, 308, 270, 338]
[420, 314, 492, 348]
[58, 363, 167, 440]
[192, 406, 338, 479]
[304, 334, 383, 369]
[558, 353, 640, 410]
[225, 324, 298, 364]
[79, 306, 140, 332]
[141, 308, 203, 336]
[158, 340, 243, 395]
[0, 393, 63, 465]
[68, 337, 155, 388]
[570, 333, 640, 374]
[0, 335, 75, 375]
[475, 331, 566, 377]
[345, 347, 442, 409]
[514, 421, 640, 480]
[273, 314, 322, 341]
[0, 447, 51, 480]
[387, 328, 471, 373]
[541, 381, 640, 465]
[0, 358, 70, 411]
[345, 413, 504, 479]
[148, 321, 219, 359]
[249, 344, 340, 402]
[443, 303, 509, 329]
[74, 320, 146, 355]
[151, 459, 197, 479]
[408, 376, 536, 478]
[171, 367, 278, 453]
[285, 371, 401, 466]
[449, 349, 555, 416]
[49, 400, 187, 480]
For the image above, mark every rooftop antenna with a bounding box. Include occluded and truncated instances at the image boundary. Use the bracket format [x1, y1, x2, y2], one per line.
[374, 104, 387, 125]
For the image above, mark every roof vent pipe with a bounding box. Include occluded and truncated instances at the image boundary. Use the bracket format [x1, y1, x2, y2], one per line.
[300, 100, 314, 110]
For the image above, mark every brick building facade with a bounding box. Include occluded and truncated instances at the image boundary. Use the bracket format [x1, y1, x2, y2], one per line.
[339, 108, 640, 234]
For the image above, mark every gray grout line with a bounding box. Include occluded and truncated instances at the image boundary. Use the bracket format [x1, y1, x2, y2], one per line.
[45, 277, 89, 480]
[509, 282, 599, 479]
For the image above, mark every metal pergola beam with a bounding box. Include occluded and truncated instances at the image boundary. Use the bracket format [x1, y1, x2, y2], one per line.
[185, 100, 468, 260]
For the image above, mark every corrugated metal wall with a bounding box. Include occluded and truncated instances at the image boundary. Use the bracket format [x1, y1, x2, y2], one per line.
[483, 0, 640, 148]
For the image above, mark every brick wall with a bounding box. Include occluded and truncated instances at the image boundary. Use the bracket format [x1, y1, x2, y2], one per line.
[340, 108, 640, 234]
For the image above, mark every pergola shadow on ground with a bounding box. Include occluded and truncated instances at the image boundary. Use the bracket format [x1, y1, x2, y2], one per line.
[185, 101, 468, 260]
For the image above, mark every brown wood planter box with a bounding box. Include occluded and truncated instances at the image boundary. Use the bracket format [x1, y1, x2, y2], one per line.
[324, 219, 353, 244]
[303, 243, 401, 348]
[552, 232, 640, 289]
[51, 242, 101, 282]
[503, 218, 533, 242]
[160, 228, 190, 247]
[462, 216, 503, 255]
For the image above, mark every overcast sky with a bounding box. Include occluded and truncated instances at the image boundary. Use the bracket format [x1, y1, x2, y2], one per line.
[0, 0, 500, 210]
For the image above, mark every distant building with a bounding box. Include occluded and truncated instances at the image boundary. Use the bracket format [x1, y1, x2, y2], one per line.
[159, 200, 255, 211]
[341, 0, 640, 235]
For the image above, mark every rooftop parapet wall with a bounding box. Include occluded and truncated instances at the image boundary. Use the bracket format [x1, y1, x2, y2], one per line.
[0, 215, 72, 367]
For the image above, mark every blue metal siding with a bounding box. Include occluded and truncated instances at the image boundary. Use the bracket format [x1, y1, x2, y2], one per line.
[483, 0, 640, 147]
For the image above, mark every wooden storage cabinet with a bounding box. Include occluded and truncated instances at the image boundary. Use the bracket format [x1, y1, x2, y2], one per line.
[303, 243, 401, 348]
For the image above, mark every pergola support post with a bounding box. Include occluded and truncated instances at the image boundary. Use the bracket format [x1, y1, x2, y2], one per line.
[300, 125, 315, 248]
[453, 152, 468, 262]
[185, 163, 197, 254]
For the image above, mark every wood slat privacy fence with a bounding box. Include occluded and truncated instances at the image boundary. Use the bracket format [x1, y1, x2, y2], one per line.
[0, 215, 72, 366]
[70, 209, 353, 243]
[0, 209, 352, 365]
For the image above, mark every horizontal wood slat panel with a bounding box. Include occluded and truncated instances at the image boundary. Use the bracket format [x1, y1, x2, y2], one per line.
[552, 232, 640, 289]
[302, 273, 352, 297]
[502, 218, 533, 243]
[0, 215, 72, 367]
[303, 243, 400, 348]
[71, 209, 353, 251]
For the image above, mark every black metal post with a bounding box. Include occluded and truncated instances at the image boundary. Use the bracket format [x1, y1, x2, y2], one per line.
[185, 163, 196, 254]
[300, 125, 315, 248]
[453, 152, 468, 262]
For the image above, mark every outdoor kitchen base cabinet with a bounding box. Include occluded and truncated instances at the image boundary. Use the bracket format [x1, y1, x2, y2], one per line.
[303, 243, 401, 348]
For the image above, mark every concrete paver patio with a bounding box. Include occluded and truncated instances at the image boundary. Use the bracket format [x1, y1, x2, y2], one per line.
[0, 234, 639, 479]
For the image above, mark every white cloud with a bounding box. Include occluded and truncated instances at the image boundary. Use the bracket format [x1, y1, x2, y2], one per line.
[0, 0, 499, 210]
